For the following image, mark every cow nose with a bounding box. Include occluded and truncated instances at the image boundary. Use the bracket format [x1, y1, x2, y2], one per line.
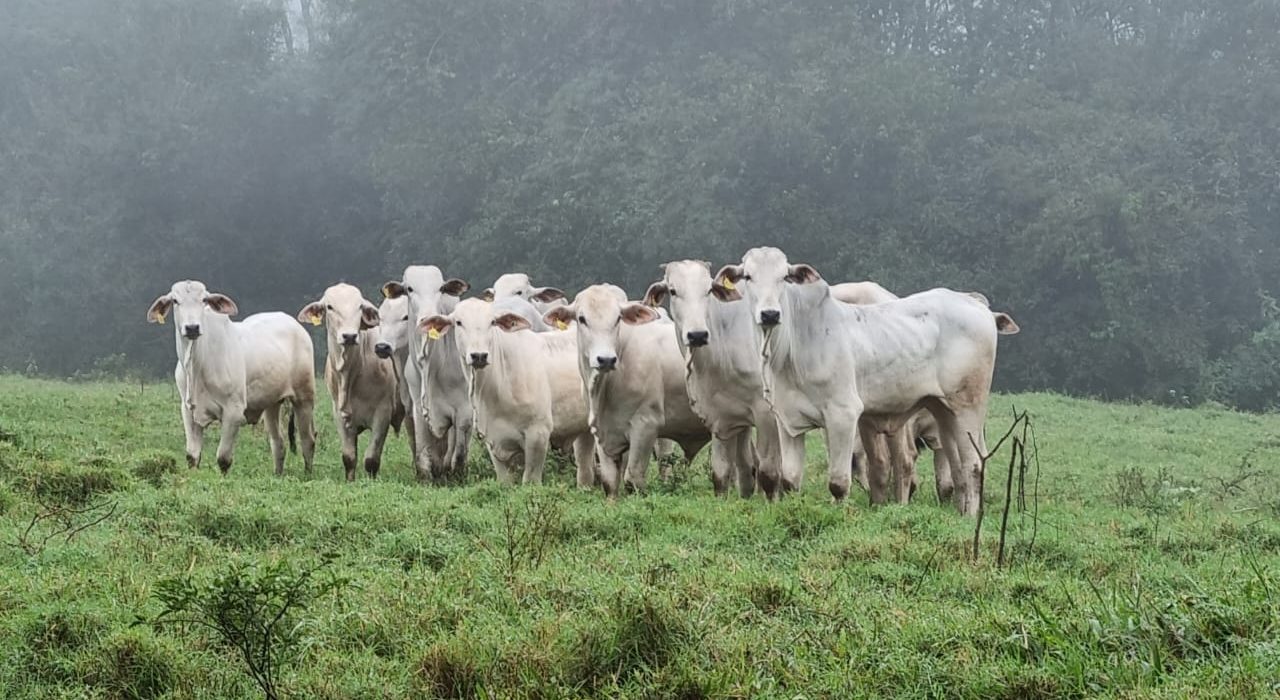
[759, 309, 781, 326]
[373, 342, 392, 359]
[469, 352, 489, 368]
[341, 333, 358, 346]
[183, 324, 201, 339]
[595, 355, 618, 371]
[685, 330, 709, 347]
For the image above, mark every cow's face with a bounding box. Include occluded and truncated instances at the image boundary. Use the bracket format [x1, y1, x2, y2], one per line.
[544, 285, 658, 373]
[644, 260, 736, 348]
[381, 265, 470, 335]
[487, 273, 567, 314]
[420, 298, 531, 370]
[297, 283, 379, 348]
[715, 247, 820, 328]
[147, 280, 238, 340]
[373, 295, 411, 359]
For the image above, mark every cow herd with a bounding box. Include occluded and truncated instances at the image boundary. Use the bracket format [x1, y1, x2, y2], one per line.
[146, 246, 1018, 516]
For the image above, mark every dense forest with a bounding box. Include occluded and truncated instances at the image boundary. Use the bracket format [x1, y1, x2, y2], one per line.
[2, 0, 1278, 409]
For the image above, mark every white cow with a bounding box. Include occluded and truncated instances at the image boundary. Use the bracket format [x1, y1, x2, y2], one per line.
[373, 295, 421, 473]
[482, 272, 568, 316]
[422, 297, 596, 486]
[715, 247, 1018, 514]
[544, 285, 710, 497]
[147, 280, 316, 476]
[297, 283, 401, 481]
[381, 266, 472, 481]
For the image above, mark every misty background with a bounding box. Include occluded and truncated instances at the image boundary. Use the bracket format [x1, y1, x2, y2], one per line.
[1, 0, 1277, 409]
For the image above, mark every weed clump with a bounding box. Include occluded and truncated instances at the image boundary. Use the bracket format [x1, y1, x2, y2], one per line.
[82, 630, 178, 700]
[414, 641, 484, 698]
[133, 453, 178, 487]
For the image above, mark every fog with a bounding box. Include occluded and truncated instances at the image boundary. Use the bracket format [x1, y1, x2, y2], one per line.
[1, 0, 1277, 409]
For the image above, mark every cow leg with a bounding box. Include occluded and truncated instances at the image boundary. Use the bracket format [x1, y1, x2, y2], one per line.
[858, 423, 890, 505]
[572, 433, 597, 489]
[753, 411, 781, 497]
[597, 449, 623, 498]
[448, 415, 474, 482]
[295, 400, 317, 474]
[887, 429, 916, 504]
[770, 430, 806, 501]
[929, 406, 971, 513]
[263, 403, 286, 477]
[522, 429, 550, 486]
[931, 440, 952, 506]
[215, 416, 243, 476]
[709, 437, 732, 497]
[823, 408, 862, 502]
[851, 430, 871, 493]
[734, 431, 758, 499]
[181, 403, 204, 469]
[363, 417, 391, 479]
[623, 427, 659, 494]
[489, 442, 516, 486]
[403, 403, 419, 475]
[950, 407, 989, 517]
[339, 423, 359, 482]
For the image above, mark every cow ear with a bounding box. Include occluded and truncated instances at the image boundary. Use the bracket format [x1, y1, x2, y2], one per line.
[531, 287, 566, 304]
[440, 278, 470, 297]
[710, 284, 739, 302]
[297, 301, 325, 327]
[714, 264, 745, 290]
[994, 312, 1020, 335]
[359, 302, 380, 330]
[419, 315, 453, 340]
[620, 303, 660, 326]
[147, 294, 174, 324]
[204, 293, 238, 317]
[543, 306, 575, 331]
[481, 288, 495, 302]
[382, 281, 406, 299]
[642, 282, 669, 307]
[493, 313, 532, 333]
[964, 291, 991, 307]
[785, 264, 821, 284]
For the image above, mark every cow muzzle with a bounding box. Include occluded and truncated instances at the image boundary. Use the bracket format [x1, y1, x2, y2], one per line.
[469, 352, 489, 369]
[341, 333, 359, 346]
[759, 309, 781, 326]
[594, 355, 618, 372]
[183, 324, 201, 340]
[373, 342, 393, 359]
[685, 330, 709, 347]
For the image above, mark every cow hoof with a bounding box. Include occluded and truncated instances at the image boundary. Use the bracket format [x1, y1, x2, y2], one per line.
[186, 454, 198, 469]
[829, 480, 849, 502]
[757, 469, 781, 496]
[364, 458, 380, 478]
[711, 475, 728, 497]
[217, 457, 232, 475]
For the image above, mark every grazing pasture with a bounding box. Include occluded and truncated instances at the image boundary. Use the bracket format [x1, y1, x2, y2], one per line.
[1, 375, 1278, 698]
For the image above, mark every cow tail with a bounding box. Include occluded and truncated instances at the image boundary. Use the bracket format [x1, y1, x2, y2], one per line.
[287, 404, 298, 454]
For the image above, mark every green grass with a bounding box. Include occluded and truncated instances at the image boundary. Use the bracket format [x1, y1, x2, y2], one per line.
[1, 375, 1278, 699]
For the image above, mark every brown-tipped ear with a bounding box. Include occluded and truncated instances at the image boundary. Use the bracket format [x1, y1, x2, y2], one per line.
[544, 306, 575, 331]
[642, 282, 669, 307]
[481, 288, 495, 302]
[147, 295, 174, 324]
[359, 302, 380, 330]
[419, 315, 453, 340]
[785, 263, 821, 284]
[297, 301, 325, 327]
[994, 312, 1020, 335]
[493, 313, 532, 333]
[440, 278, 469, 297]
[619, 303, 660, 326]
[531, 287, 566, 304]
[714, 264, 745, 290]
[710, 284, 740, 302]
[381, 281, 406, 299]
[204, 293, 238, 317]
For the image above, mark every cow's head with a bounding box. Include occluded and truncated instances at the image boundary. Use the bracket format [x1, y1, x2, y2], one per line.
[486, 272, 567, 314]
[297, 283, 379, 349]
[644, 260, 735, 349]
[420, 298, 532, 371]
[544, 284, 659, 373]
[382, 265, 469, 328]
[147, 280, 238, 340]
[373, 295, 412, 360]
[714, 247, 821, 328]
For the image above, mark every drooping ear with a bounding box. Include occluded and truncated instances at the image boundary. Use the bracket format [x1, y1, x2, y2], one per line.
[204, 293, 239, 317]
[619, 303, 660, 326]
[994, 312, 1020, 335]
[359, 302, 380, 330]
[642, 282, 669, 307]
[381, 281, 406, 299]
[419, 315, 454, 340]
[147, 294, 174, 324]
[543, 306, 575, 331]
[531, 287, 566, 304]
[710, 284, 739, 302]
[481, 288, 495, 302]
[297, 301, 325, 327]
[493, 313, 532, 333]
[440, 278, 470, 297]
[785, 263, 822, 284]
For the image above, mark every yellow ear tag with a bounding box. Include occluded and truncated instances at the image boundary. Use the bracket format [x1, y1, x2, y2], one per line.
[157, 315, 165, 325]
[555, 319, 569, 331]
[721, 278, 736, 291]
[310, 315, 322, 326]
[427, 327, 441, 340]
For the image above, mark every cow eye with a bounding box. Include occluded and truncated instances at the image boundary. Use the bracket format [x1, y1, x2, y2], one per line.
[669, 289, 678, 298]
[455, 320, 463, 327]
[406, 286, 414, 293]
[515, 290, 523, 296]
[577, 315, 587, 326]
[326, 304, 334, 311]
[401, 315, 409, 321]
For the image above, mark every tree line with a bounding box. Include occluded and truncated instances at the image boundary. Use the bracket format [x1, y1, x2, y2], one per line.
[2, 0, 1278, 409]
